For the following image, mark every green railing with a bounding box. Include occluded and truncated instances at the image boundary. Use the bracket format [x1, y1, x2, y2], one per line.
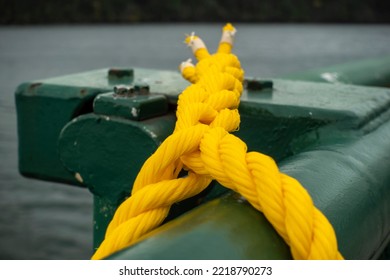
[15, 57, 390, 259]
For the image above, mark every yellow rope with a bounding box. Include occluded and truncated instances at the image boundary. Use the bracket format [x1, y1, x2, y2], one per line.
[91, 23, 343, 260]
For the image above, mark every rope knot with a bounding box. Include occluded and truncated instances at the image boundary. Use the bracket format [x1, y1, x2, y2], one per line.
[92, 24, 343, 261]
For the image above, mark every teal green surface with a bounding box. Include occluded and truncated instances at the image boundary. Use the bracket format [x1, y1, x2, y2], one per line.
[15, 59, 390, 259]
[279, 118, 390, 259]
[15, 68, 189, 186]
[93, 92, 168, 121]
[15, 82, 107, 185]
[58, 113, 176, 248]
[107, 193, 292, 260]
[282, 56, 390, 87]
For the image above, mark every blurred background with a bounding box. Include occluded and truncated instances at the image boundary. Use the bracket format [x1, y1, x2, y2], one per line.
[1, 0, 389, 24]
[0, 0, 389, 259]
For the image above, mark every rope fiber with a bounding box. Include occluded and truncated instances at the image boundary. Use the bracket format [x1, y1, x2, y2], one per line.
[91, 23, 343, 260]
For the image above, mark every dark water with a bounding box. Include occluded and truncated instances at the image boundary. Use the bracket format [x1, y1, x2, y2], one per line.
[1, 24, 390, 259]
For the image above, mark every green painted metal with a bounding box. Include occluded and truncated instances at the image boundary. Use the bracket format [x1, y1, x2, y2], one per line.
[58, 113, 176, 247]
[105, 80, 390, 260]
[107, 193, 292, 260]
[15, 67, 189, 185]
[93, 92, 168, 121]
[279, 119, 390, 259]
[109, 118, 390, 260]
[58, 76, 390, 255]
[282, 56, 390, 86]
[15, 82, 107, 185]
[15, 58, 390, 259]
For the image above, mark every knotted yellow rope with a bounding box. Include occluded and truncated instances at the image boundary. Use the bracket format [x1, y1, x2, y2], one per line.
[91, 23, 343, 260]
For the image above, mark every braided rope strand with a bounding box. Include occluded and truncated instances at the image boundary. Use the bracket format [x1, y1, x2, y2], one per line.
[91, 23, 343, 260]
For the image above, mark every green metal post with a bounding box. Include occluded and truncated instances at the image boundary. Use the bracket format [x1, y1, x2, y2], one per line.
[14, 58, 390, 259]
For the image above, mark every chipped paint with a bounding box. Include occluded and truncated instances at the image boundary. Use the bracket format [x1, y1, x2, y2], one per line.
[143, 126, 158, 139]
[75, 172, 83, 183]
[131, 107, 139, 118]
[320, 72, 341, 84]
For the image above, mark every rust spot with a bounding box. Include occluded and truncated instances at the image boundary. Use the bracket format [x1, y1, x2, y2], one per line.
[28, 82, 42, 90]
[27, 82, 42, 95]
[80, 88, 87, 97]
[245, 79, 273, 91]
[108, 68, 134, 79]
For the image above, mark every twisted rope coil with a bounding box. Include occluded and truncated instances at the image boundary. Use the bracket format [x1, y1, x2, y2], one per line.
[92, 23, 343, 260]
